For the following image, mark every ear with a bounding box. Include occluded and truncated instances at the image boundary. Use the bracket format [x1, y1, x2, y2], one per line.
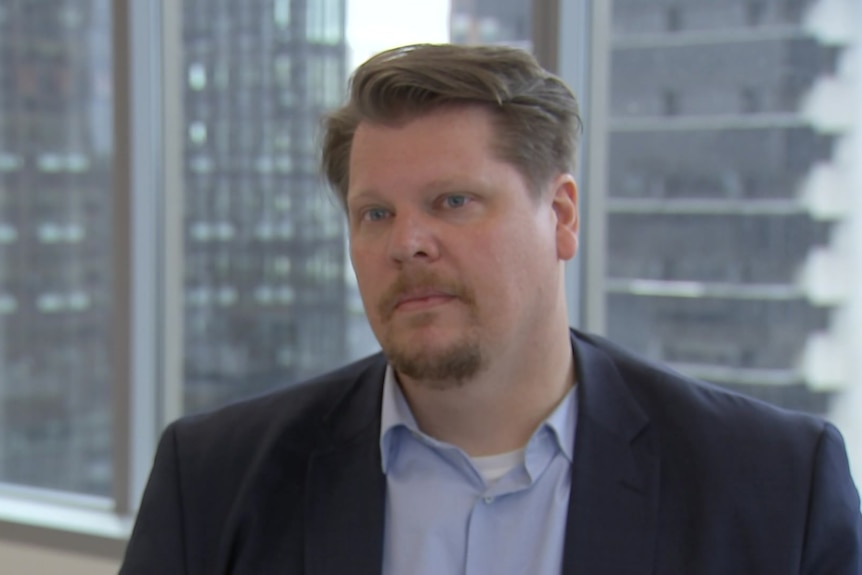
[551, 174, 579, 261]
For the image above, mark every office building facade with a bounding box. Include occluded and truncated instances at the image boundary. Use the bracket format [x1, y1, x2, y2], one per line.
[181, 0, 349, 413]
[0, 0, 114, 494]
[606, 0, 855, 412]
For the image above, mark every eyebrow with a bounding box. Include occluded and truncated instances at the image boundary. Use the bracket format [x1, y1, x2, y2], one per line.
[345, 189, 382, 211]
[348, 176, 483, 203]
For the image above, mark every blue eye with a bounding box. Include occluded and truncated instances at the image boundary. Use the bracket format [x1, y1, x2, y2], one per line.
[363, 207, 390, 221]
[443, 194, 469, 208]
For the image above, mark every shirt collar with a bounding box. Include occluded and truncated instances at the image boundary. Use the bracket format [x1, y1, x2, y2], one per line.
[380, 365, 418, 474]
[379, 364, 578, 473]
[542, 382, 577, 463]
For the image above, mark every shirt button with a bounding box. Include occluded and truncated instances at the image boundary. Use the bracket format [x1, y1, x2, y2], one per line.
[483, 496, 494, 504]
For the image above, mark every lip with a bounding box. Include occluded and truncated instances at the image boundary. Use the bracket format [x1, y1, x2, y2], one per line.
[393, 289, 456, 312]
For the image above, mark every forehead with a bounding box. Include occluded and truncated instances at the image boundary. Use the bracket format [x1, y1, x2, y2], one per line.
[349, 106, 498, 177]
[350, 108, 493, 163]
[346, 107, 523, 208]
[345, 105, 548, 208]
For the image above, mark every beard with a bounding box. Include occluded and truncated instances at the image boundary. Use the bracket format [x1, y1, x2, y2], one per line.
[375, 270, 485, 388]
[386, 325, 484, 387]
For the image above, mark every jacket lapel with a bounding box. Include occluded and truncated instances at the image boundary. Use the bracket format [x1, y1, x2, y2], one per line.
[304, 358, 388, 575]
[562, 333, 660, 575]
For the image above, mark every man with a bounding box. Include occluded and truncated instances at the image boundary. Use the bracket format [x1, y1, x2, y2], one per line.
[121, 44, 862, 574]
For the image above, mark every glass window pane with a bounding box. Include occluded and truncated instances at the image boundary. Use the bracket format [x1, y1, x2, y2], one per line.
[0, 0, 113, 496]
[603, 0, 857, 418]
[450, 0, 531, 49]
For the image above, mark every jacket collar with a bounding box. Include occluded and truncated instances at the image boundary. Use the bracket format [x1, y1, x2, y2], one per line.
[562, 331, 659, 575]
[305, 355, 388, 575]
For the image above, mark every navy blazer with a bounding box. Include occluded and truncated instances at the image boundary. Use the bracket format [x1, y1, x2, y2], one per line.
[121, 330, 862, 574]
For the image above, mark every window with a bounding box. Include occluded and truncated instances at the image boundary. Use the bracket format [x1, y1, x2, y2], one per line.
[0, 2, 858, 569]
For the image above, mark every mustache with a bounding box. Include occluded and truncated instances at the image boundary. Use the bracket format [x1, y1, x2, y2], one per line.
[378, 270, 474, 319]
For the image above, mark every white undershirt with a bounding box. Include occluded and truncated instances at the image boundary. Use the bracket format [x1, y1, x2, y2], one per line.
[470, 448, 526, 484]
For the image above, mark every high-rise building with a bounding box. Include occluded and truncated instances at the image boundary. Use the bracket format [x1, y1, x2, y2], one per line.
[605, 0, 856, 413]
[450, 0, 531, 49]
[0, 0, 114, 494]
[181, 0, 350, 413]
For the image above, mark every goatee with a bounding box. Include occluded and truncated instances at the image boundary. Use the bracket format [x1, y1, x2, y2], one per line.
[377, 269, 484, 387]
[389, 335, 484, 388]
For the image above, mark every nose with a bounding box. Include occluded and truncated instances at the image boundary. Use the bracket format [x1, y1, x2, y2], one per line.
[387, 211, 439, 264]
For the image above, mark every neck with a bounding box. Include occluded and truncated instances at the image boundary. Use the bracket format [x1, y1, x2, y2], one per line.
[396, 324, 575, 457]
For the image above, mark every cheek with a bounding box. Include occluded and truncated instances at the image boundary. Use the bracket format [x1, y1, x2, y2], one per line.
[500, 230, 558, 297]
[349, 240, 374, 276]
[349, 248, 380, 303]
[472, 234, 538, 300]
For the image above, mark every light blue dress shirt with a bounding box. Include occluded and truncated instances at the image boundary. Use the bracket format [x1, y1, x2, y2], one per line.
[380, 366, 578, 575]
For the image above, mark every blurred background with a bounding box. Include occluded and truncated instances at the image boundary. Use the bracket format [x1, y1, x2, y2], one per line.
[0, 0, 859, 571]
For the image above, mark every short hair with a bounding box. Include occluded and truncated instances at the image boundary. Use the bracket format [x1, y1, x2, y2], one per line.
[320, 43, 582, 206]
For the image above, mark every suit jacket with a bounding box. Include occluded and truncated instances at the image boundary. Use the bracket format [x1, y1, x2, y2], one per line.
[120, 330, 862, 574]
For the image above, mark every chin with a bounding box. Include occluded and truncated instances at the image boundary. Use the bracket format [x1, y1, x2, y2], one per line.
[383, 331, 484, 384]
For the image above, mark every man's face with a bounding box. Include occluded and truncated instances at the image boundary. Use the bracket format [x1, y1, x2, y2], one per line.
[346, 105, 578, 386]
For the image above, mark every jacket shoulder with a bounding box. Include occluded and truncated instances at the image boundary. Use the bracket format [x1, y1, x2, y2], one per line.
[574, 329, 826, 447]
[169, 353, 386, 462]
